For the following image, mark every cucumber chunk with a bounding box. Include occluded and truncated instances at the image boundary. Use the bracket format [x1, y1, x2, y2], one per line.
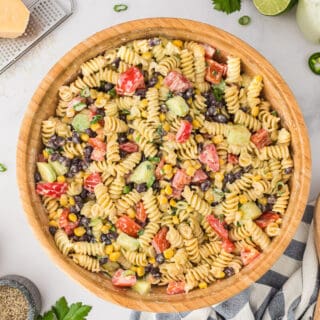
[130, 161, 155, 186]
[101, 261, 120, 273]
[37, 162, 56, 182]
[72, 114, 90, 132]
[117, 232, 140, 251]
[227, 125, 251, 146]
[240, 202, 262, 221]
[166, 96, 189, 117]
[49, 160, 68, 176]
[132, 280, 151, 295]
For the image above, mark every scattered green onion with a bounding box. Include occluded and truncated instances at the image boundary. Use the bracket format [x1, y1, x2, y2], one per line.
[138, 229, 144, 236]
[108, 88, 117, 97]
[45, 148, 54, 155]
[90, 115, 103, 124]
[212, 80, 225, 102]
[276, 181, 285, 195]
[218, 214, 225, 222]
[134, 134, 141, 143]
[271, 110, 278, 117]
[308, 52, 320, 75]
[0, 163, 7, 172]
[156, 125, 164, 136]
[236, 221, 241, 227]
[80, 87, 90, 98]
[238, 15, 251, 26]
[148, 157, 160, 164]
[167, 92, 173, 99]
[121, 109, 130, 115]
[123, 185, 132, 194]
[113, 4, 128, 12]
[73, 102, 87, 112]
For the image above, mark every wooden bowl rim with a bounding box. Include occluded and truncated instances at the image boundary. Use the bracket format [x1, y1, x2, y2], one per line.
[16, 18, 311, 312]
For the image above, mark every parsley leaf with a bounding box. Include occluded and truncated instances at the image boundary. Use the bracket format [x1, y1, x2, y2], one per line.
[211, 0, 241, 14]
[53, 297, 69, 319]
[90, 115, 103, 124]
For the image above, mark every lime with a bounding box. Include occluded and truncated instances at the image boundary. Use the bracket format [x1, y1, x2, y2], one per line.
[253, 0, 298, 16]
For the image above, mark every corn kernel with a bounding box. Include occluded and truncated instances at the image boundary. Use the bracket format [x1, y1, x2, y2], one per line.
[158, 195, 168, 205]
[255, 75, 263, 82]
[105, 244, 114, 255]
[164, 185, 173, 195]
[172, 40, 183, 48]
[251, 106, 260, 117]
[253, 175, 262, 182]
[239, 195, 248, 204]
[186, 166, 197, 176]
[95, 97, 107, 107]
[109, 251, 121, 262]
[219, 159, 225, 166]
[163, 248, 174, 259]
[125, 134, 132, 142]
[136, 266, 145, 277]
[258, 197, 268, 206]
[62, 116, 71, 124]
[148, 257, 156, 264]
[166, 172, 174, 179]
[127, 208, 136, 219]
[163, 122, 170, 132]
[101, 224, 111, 234]
[74, 226, 86, 237]
[215, 172, 224, 182]
[90, 123, 101, 131]
[68, 213, 78, 222]
[163, 164, 173, 174]
[195, 89, 201, 95]
[141, 99, 148, 108]
[130, 266, 137, 273]
[192, 119, 201, 129]
[172, 216, 180, 225]
[213, 135, 224, 144]
[187, 98, 193, 105]
[265, 172, 273, 180]
[210, 172, 216, 179]
[198, 282, 208, 289]
[155, 81, 162, 89]
[142, 51, 152, 60]
[60, 194, 68, 207]
[42, 149, 49, 159]
[141, 111, 148, 118]
[215, 271, 225, 279]
[68, 197, 75, 206]
[195, 134, 204, 143]
[126, 114, 134, 121]
[159, 113, 166, 122]
[90, 89, 98, 99]
[57, 175, 66, 183]
[49, 220, 59, 227]
[169, 199, 177, 207]
[194, 162, 202, 169]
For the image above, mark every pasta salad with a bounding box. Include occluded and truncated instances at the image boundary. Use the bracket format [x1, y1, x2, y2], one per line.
[35, 37, 293, 295]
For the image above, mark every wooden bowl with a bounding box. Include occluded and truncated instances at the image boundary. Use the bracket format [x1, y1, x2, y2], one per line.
[16, 18, 311, 312]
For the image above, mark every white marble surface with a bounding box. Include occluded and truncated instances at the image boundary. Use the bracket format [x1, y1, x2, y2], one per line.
[0, 0, 319, 318]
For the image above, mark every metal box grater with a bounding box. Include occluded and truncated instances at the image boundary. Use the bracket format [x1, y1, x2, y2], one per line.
[0, 0, 75, 75]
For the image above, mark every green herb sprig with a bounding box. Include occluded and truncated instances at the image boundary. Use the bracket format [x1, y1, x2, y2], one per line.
[211, 0, 241, 14]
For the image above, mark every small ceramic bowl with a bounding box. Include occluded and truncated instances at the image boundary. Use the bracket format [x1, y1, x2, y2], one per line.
[0, 275, 42, 320]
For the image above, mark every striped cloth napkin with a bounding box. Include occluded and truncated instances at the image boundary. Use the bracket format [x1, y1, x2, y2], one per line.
[130, 205, 319, 320]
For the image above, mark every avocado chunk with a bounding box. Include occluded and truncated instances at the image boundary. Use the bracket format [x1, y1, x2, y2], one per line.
[166, 96, 189, 117]
[72, 114, 90, 132]
[240, 202, 262, 221]
[227, 125, 251, 146]
[117, 232, 140, 251]
[132, 280, 151, 295]
[129, 161, 155, 186]
[37, 162, 56, 182]
[49, 160, 68, 176]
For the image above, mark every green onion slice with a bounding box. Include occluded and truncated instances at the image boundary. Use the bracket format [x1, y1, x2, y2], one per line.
[308, 52, 320, 75]
[0, 163, 7, 172]
[113, 4, 128, 12]
[238, 15, 251, 26]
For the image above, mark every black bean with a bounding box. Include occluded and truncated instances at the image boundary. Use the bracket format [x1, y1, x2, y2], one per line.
[183, 88, 194, 100]
[34, 172, 41, 183]
[79, 235, 91, 242]
[128, 128, 134, 134]
[267, 195, 277, 205]
[149, 38, 161, 46]
[184, 115, 193, 123]
[200, 180, 211, 191]
[141, 153, 147, 162]
[80, 216, 89, 227]
[145, 264, 153, 273]
[136, 183, 147, 193]
[104, 82, 114, 92]
[160, 104, 168, 113]
[213, 114, 228, 123]
[107, 231, 118, 240]
[49, 226, 57, 236]
[257, 203, 267, 213]
[84, 145, 93, 158]
[119, 114, 127, 122]
[243, 165, 252, 173]
[96, 108, 106, 117]
[85, 128, 97, 138]
[156, 254, 165, 264]
[111, 57, 120, 69]
[80, 189, 88, 199]
[87, 192, 96, 200]
[119, 150, 127, 158]
[135, 88, 147, 98]
[197, 143, 204, 154]
[284, 167, 293, 174]
[148, 75, 158, 87]
[207, 106, 216, 116]
[101, 234, 112, 244]
[224, 267, 235, 277]
[69, 206, 79, 214]
[233, 171, 242, 180]
[86, 97, 94, 105]
[86, 228, 93, 236]
[118, 133, 128, 144]
[224, 173, 236, 184]
[50, 152, 59, 161]
[99, 257, 109, 265]
[152, 180, 160, 191]
[70, 235, 80, 242]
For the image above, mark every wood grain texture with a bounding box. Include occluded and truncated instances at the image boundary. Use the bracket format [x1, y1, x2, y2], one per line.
[16, 18, 311, 312]
[314, 196, 320, 320]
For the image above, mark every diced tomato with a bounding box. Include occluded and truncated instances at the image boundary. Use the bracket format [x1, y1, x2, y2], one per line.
[89, 105, 97, 113]
[112, 269, 137, 287]
[88, 138, 106, 161]
[116, 216, 142, 238]
[191, 169, 208, 184]
[116, 67, 145, 96]
[250, 129, 271, 150]
[199, 144, 220, 172]
[255, 212, 280, 229]
[59, 208, 79, 235]
[119, 142, 139, 153]
[167, 281, 185, 295]
[164, 71, 192, 93]
[176, 120, 192, 143]
[155, 158, 165, 179]
[152, 227, 170, 253]
[240, 247, 261, 266]
[84, 173, 102, 192]
[222, 239, 235, 253]
[36, 182, 68, 198]
[206, 215, 228, 240]
[227, 153, 239, 165]
[172, 169, 191, 190]
[136, 201, 147, 223]
[172, 187, 183, 199]
[205, 59, 227, 84]
[90, 148, 105, 161]
[202, 44, 216, 59]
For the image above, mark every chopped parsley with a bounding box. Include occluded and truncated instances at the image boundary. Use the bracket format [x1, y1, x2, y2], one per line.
[211, 0, 241, 14]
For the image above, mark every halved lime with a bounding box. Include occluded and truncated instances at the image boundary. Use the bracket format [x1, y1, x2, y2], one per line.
[253, 0, 298, 16]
